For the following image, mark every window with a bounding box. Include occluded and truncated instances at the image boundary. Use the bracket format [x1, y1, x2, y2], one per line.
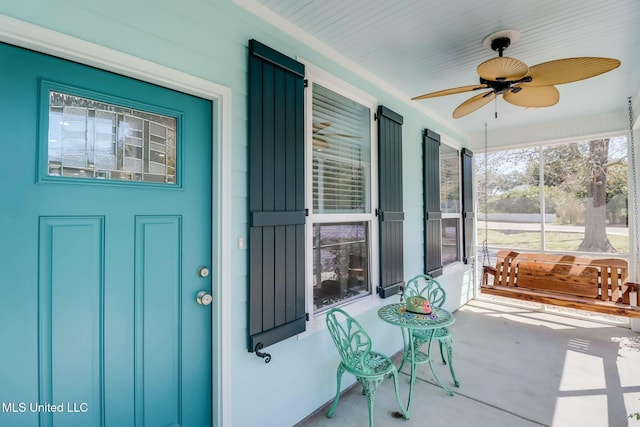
[440, 144, 461, 266]
[248, 41, 402, 348]
[423, 130, 473, 276]
[47, 90, 177, 184]
[307, 80, 377, 315]
[477, 136, 629, 257]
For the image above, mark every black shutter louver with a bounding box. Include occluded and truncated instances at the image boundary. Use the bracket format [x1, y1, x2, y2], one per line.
[461, 148, 475, 264]
[423, 129, 443, 277]
[248, 40, 306, 353]
[377, 106, 404, 298]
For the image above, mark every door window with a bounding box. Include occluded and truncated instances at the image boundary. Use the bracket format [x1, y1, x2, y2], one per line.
[46, 90, 177, 184]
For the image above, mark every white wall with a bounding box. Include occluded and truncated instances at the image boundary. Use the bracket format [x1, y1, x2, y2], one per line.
[0, 1, 475, 425]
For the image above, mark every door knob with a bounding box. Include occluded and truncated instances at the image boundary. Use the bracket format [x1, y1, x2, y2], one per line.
[196, 291, 213, 306]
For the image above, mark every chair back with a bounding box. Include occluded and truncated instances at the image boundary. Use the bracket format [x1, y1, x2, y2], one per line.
[325, 308, 373, 374]
[402, 274, 446, 308]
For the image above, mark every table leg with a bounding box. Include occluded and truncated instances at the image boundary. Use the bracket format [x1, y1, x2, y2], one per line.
[425, 330, 455, 396]
[406, 328, 416, 412]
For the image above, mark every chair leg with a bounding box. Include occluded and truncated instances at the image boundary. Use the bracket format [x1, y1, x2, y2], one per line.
[360, 377, 385, 427]
[390, 369, 410, 420]
[327, 364, 345, 418]
[440, 337, 460, 387]
[438, 340, 446, 365]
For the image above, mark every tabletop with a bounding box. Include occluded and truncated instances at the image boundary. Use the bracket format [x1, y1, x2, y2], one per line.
[377, 303, 455, 330]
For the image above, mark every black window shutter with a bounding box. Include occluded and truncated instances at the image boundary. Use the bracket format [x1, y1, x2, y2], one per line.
[461, 148, 475, 264]
[377, 106, 404, 298]
[423, 129, 443, 277]
[248, 39, 306, 352]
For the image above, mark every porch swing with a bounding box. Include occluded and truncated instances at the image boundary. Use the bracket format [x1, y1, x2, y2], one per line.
[480, 99, 640, 318]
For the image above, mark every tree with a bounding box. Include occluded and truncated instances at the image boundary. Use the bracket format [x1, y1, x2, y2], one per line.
[577, 139, 616, 252]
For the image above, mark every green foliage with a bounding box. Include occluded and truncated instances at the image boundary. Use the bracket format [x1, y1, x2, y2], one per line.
[607, 164, 629, 225]
[487, 188, 538, 214]
[543, 186, 585, 225]
[487, 187, 555, 214]
[480, 139, 629, 226]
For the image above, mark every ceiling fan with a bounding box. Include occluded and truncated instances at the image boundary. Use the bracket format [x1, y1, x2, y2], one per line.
[411, 29, 621, 118]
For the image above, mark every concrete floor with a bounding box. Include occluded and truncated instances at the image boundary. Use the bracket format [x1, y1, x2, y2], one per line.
[296, 299, 640, 427]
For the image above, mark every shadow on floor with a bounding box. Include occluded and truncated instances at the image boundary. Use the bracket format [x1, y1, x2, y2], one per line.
[296, 299, 640, 427]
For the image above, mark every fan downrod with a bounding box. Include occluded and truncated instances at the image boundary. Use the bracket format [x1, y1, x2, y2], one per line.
[490, 37, 511, 57]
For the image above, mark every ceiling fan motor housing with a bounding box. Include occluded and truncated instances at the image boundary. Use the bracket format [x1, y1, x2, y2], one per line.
[479, 77, 511, 95]
[480, 75, 532, 93]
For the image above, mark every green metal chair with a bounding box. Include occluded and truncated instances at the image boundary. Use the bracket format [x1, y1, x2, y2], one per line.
[325, 307, 409, 426]
[399, 274, 460, 387]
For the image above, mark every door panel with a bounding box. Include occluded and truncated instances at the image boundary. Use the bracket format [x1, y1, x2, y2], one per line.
[0, 43, 213, 427]
[39, 216, 105, 427]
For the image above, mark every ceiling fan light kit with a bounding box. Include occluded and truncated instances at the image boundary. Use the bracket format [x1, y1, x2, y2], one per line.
[412, 29, 621, 118]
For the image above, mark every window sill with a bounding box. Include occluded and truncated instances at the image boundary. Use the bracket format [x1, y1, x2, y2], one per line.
[297, 295, 383, 340]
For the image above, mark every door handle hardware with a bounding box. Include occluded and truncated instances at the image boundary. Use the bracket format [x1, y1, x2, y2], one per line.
[196, 291, 213, 305]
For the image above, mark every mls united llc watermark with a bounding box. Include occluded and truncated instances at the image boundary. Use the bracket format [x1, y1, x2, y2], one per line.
[2, 402, 88, 413]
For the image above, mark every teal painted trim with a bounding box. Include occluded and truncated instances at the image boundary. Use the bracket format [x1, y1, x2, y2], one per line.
[37, 79, 185, 189]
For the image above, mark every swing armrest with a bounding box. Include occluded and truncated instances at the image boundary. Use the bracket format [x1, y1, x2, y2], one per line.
[481, 266, 497, 286]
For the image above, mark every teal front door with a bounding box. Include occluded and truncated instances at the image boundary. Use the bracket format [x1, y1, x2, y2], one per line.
[0, 43, 213, 426]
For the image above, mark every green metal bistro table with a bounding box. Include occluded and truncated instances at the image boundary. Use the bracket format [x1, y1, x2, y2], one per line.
[378, 303, 456, 412]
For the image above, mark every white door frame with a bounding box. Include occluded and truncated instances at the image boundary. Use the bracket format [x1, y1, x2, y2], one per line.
[0, 14, 232, 427]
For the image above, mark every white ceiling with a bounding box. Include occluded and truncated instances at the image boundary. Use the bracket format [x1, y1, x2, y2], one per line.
[243, 0, 640, 146]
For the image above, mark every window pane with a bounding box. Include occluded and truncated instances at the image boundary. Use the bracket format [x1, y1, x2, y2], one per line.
[442, 218, 460, 265]
[48, 91, 177, 184]
[477, 148, 542, 251]
[543, 138, 628, 253]
[312, 84, 371, 213]
[440, 144, 460, 214]
[477, 138, 629, 258]
[312, 222, 370, 312]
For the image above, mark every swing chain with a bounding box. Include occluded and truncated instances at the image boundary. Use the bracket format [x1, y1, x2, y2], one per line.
[481, 122, 490, 267]
[628, 97, 639, 278]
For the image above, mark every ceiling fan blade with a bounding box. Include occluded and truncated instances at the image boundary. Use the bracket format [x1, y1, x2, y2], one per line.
[477, 57, 528, 81]
[453, 91, 496, 118]
[503, 85, 560, 108]
[523, 57, 620, 87]
[411, 84, 488, 100]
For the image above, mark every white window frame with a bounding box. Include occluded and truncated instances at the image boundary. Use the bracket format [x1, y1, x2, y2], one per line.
[440, 137, 464, 269]
[300, 60, 380, 336]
